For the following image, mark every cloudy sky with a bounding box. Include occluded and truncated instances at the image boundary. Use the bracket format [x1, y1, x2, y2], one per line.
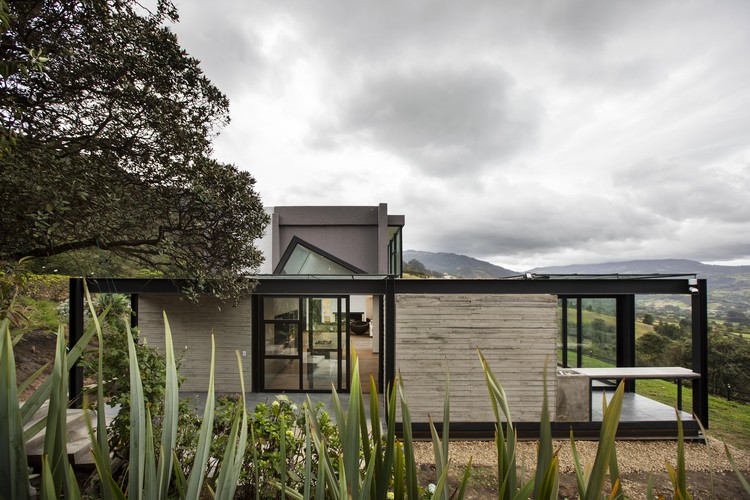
[168, 0, 749, 271]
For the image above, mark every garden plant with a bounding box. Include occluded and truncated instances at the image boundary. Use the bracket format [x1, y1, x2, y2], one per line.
[1, 283, 749, 498]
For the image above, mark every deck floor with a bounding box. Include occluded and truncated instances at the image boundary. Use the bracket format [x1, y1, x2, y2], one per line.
[591, 389, 693, 422]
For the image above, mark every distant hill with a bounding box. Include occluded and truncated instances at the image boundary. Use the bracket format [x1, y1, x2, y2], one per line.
[531, 259, 750, 312]
[529, 259, 750, 277]
[402, 252, 750, 313]
[402, 250, 518, 278]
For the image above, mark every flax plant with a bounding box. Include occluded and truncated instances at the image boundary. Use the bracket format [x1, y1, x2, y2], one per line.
[478, 348, 534, 500]
[0, 318, 30, 500]
[569, 381, 625, 500]
[282, 350, 470, 499]
[85, 310, 248, 500]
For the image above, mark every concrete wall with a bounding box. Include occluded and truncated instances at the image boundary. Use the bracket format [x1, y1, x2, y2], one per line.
[138, 294, 253, 393]
[395, 294, 558, 423]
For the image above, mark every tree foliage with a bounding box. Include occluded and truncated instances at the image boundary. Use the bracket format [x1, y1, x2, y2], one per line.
[1, 0, 268, 301]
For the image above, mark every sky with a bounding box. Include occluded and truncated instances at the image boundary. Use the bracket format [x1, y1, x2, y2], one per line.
[167, 0, 750, 271]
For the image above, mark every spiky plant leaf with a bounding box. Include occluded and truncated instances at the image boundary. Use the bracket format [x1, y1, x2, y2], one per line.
[143, 407, 157, 500]
[214, 351, 248, 500]
[533, 360, 555, 500]
[157, 312, 179, 499]
[125, 321, 147, 500]
[724, 442, 750, 495]
[581, 381, 624, 500]
[398, 373, 419, 500]
[42, 326, 72, 498]
[185, 335, 217, 500]
[0, 319, 30, 500]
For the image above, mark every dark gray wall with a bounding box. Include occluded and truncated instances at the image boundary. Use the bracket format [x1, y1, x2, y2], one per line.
[273, 204, 397, 274]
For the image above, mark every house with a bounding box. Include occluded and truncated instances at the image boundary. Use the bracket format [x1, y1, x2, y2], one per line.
[70, 203, 709, 439]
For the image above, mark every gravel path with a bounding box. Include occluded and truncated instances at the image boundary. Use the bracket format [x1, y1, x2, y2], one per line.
[414, 438, 750, 473]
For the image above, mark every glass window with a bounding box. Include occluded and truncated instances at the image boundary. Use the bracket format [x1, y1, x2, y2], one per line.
[265, 359, 300, 390]
[264, 323, 299, 356]
[579, 298, 616, 367]
[264, 297, 299, 320]
[281, 245, 354, 275]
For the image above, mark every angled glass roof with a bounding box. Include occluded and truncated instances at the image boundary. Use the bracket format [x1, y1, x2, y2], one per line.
[275, 237, 366, 275]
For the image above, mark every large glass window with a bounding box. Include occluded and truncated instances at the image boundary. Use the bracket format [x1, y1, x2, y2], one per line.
[261, 296, 356, 392]
[558, 297, 616, 368]
[635, 294, 692, 368]
[387, 226, 403, 276]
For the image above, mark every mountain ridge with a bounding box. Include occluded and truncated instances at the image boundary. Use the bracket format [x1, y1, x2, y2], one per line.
[404, 249, 750, 277]
[403, 250, 750, 316]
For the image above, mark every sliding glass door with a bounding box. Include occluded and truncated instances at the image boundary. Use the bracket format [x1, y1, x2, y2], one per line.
[261, 296, 349, 392]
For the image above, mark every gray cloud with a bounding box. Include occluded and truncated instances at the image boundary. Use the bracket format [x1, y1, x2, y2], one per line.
[615, 159, 750, 224]
[171, 2, 267, 96]
[167, 0, 750, 267]
[313, 66, 540, 177]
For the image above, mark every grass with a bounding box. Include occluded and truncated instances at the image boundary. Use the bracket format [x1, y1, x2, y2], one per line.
[15, 296, 60, 335]
[560, 352, 750, 449]
[637, 379, 750, 448]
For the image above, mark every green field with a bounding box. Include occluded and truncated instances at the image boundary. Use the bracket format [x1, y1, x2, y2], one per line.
[564, 308, 655, 338]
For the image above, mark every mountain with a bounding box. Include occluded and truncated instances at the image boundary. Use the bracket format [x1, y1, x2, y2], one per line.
[404, 251, 750, 314]
[403, 250, 518, 278]
[529, 259, 750, 276]
[531, 259, 750, 312]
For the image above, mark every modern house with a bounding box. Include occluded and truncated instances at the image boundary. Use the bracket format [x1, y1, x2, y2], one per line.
[69, 203, 709, 439]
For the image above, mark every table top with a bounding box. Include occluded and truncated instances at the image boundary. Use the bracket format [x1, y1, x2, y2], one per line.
[569, 366, 701, 379]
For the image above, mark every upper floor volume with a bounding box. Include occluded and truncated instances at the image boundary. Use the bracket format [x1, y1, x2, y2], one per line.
[257, 203, 405, 277]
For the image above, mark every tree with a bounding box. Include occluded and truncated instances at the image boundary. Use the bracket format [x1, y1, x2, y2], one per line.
[1, 0, 268, 301]
[642, 313, 654, 325]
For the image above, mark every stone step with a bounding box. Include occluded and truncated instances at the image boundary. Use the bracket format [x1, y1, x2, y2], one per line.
[23, 401, 100, 467]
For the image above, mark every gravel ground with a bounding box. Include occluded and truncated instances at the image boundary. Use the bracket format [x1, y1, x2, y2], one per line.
[414, 438, 750, 473]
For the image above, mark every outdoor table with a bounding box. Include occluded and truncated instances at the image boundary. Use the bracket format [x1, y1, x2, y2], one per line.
[569, 367, 701, 421]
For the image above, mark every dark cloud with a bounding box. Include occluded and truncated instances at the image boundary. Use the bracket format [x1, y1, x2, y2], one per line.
[313, 66, 540, 177]
[408, 191, 658, 257]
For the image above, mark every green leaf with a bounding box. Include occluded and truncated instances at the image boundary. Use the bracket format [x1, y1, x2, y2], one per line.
[214, 351, 248, 500]
[0, 319, 30, 500]
[725, 442, 750, 495]
[533, 358, 555, 500]
[83, 410, 126, 500]
[398, 373, 419, 500]
[455, 456, 472, 500]
[582, 381, 624, 500]
[126, 321, 146, 500]
[157, 312, 179, 499]
[185, 335, 217, 500]
[143, 408, 157, 500]
[42, 326, 72, 498]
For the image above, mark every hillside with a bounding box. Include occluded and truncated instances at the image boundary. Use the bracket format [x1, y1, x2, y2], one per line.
[403, 250, 518, 278]
[403, 252, 750, 316]
[531, 259, 750, 314]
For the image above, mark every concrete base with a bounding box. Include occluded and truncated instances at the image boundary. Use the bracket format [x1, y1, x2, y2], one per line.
[555, 368, 590, 422]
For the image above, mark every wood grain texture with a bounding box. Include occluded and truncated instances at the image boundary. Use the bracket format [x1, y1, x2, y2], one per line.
[395, 294, 558, 423]
[138, 294, 253, 393]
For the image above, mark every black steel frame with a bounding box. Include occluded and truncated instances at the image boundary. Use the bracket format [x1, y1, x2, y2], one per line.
[71, 276, 710, 433]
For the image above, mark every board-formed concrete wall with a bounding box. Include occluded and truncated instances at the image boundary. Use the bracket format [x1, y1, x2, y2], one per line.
[395, 294, 558, 423]
[138, 294, 253, 393]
